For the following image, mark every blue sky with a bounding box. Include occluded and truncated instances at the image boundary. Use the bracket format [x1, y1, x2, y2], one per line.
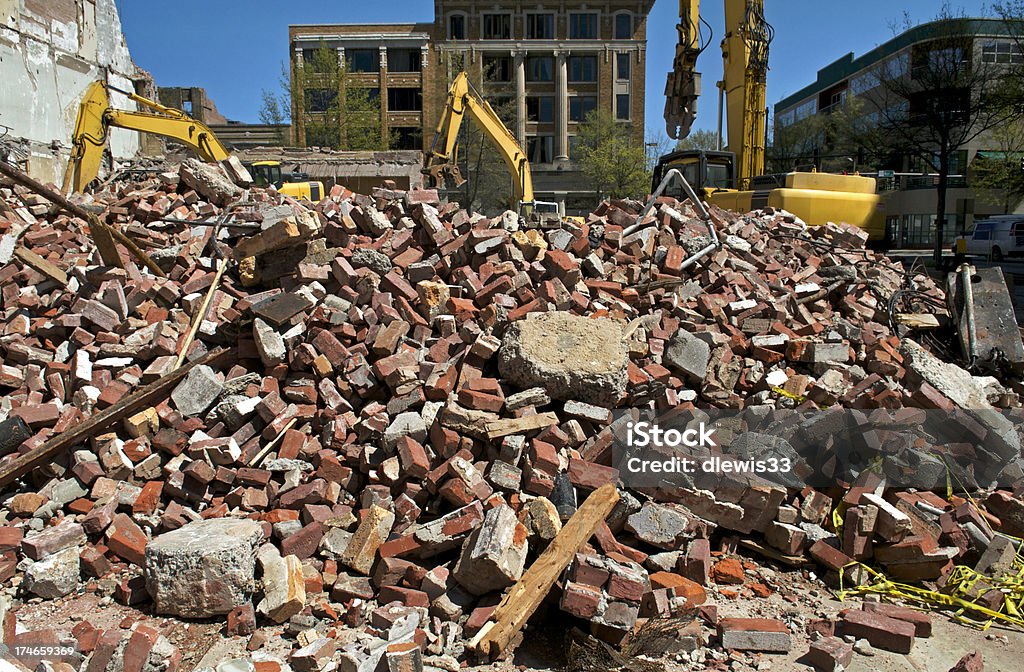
[119, 0, 993, 144]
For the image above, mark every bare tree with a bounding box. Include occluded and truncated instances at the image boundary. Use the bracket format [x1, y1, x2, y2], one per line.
[858, 7, 1020, 263]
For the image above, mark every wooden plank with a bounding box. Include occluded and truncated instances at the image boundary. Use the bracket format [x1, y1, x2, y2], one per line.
[13, 247, 68, 286]
[0, 348, 228, 488]
[896, 313, 940, 329]
[469, 482, 620, 659]
[174, 258, 228, 369]
[485, 411, 559, 439]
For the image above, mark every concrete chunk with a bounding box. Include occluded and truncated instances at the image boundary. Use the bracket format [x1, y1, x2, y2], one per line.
[144, 518, 263, 617]
[498, 312, 627, 406]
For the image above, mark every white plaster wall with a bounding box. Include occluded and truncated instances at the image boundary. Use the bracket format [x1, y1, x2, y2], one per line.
[0, 0, 142, 183]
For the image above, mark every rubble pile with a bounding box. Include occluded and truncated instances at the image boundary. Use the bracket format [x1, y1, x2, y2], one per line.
[0, 159, 1021, 672]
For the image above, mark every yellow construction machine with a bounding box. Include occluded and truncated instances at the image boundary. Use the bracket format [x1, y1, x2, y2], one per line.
[659, 0, 884, 240]
[423, 71, 559, 216]
[64, 81, 323, 200]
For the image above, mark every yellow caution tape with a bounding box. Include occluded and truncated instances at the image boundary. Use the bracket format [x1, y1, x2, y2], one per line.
[836, 560, 1024, 631]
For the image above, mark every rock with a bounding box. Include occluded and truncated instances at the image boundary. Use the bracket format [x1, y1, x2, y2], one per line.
[256, 545, 306, 623]
[24, 546, 80, 598]
[453, 503, 528, 596]
[351, 248, 393, 276]
[626, 502, 697, 550]
[179, 158, 242, 207]
[498, 312, 627, 406]
[253, 318, 286, 367]
[664, 330, 711, 384]
[948, 650, 983, 672]
[170, 365, 224, 417]
[144, 518, 263, 618]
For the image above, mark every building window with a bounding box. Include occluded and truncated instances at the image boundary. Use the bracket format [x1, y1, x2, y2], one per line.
[387, 88, 422, 111]
[793, 98, 816, 121]
[569, 55, 597, 82]
[387, 49, 421, 73]
[616, 52, 631, 81]
[302, 49, 336, 73]
[614, 13, 633, 39]
[616, 93, 630, 120]
[449, 14, 466, 40]
[393, 126, 422, 150]
[569, 13, 598, 39]
[483, 13, 511, 40]
[526, 13, 555, 40]
[569, 95, 597, 122]
[526, 56, 554, 82]
[568, 135, 582, 159]
[982, 41, 1024, 64]
[528, 135, 554, 163]
[347, 49, 378, 73]
[483, 55, 512, 82]
[526, 96, 554, 123]
[305, 88, 337, 113]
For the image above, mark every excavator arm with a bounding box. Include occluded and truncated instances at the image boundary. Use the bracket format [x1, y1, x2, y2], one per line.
[424, 72, 537, 210]
[721, 0, 772, 187]
[665, 0, 706, 140]
[663, 1, 772, 186]
[63, 81, 230, 193]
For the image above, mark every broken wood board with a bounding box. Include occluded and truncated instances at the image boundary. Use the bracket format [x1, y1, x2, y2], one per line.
[469, 482, 620, 659]
[485, 411, 559, 439]
[13, 247, 68, 286]
[895, 313, 940, 329]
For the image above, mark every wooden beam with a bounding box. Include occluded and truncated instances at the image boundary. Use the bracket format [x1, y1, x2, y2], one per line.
[469, 482, 620, 659]
[0, 160, 165, 277]
[13, 247, 68, 286]
[485, 411, 559, 439]
[174, 258, 228, 370]
[0, 348, 228, 488]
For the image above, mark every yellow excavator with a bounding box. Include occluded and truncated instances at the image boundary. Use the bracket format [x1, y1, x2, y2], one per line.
[423, 71, 559, 216]
[63, 81, 323, 200]
[658, 0, 884, 240]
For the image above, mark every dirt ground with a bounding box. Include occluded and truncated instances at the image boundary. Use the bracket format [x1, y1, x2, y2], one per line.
[9, 560, 1020, 672]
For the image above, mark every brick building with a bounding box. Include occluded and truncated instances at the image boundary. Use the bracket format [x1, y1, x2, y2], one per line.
[289, 1, 655, 214]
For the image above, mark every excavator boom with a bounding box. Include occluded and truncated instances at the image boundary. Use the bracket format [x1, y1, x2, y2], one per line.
[63, 81, 231, 193]
[424, 72, 544, 212]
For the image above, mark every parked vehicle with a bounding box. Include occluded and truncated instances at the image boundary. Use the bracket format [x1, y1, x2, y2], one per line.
[953, 215, 1024, 261]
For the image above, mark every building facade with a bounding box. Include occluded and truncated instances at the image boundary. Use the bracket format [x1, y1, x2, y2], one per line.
[0, 0, 149, 184]
[289, 1, 655, 214]
[773, 18, 1023, 249]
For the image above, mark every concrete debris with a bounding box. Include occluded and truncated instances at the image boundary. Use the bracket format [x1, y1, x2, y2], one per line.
[0, 163, 1021, 670]
[144, 517, 264, 617]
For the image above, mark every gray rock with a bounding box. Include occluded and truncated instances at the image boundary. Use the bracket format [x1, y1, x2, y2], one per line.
[453, 504, 527, 596]
[179, 158, 242, 207]
[351, 248, 393, 276]
[383, 411, 427, 450]
[498, 312, 627, 406]
[144, 518, 263, 618]
[626, 502, 697, 550]
[24, 546, 80, 598]
[170, 365, 224, 417]
[664, 330, 711, 384]
[253, 318, 286, 367]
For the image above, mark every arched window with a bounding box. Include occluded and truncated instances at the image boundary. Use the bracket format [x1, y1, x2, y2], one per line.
[614, 11, 633, 40]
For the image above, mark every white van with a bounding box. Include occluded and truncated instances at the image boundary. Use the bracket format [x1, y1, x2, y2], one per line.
[953, 215, 1024, 261]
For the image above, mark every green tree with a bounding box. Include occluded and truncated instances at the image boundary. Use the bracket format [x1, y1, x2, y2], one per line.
[675, 129, 720, 152]
[259, 44, 389, 151]
[852, 7, 1020, 263]
[970, 120, 1024, 212]
[575, 110, 651, 200]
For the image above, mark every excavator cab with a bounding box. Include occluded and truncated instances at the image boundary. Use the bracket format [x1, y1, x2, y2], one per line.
[245, 160, 324, 202]
[653, 149, 736, 199]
